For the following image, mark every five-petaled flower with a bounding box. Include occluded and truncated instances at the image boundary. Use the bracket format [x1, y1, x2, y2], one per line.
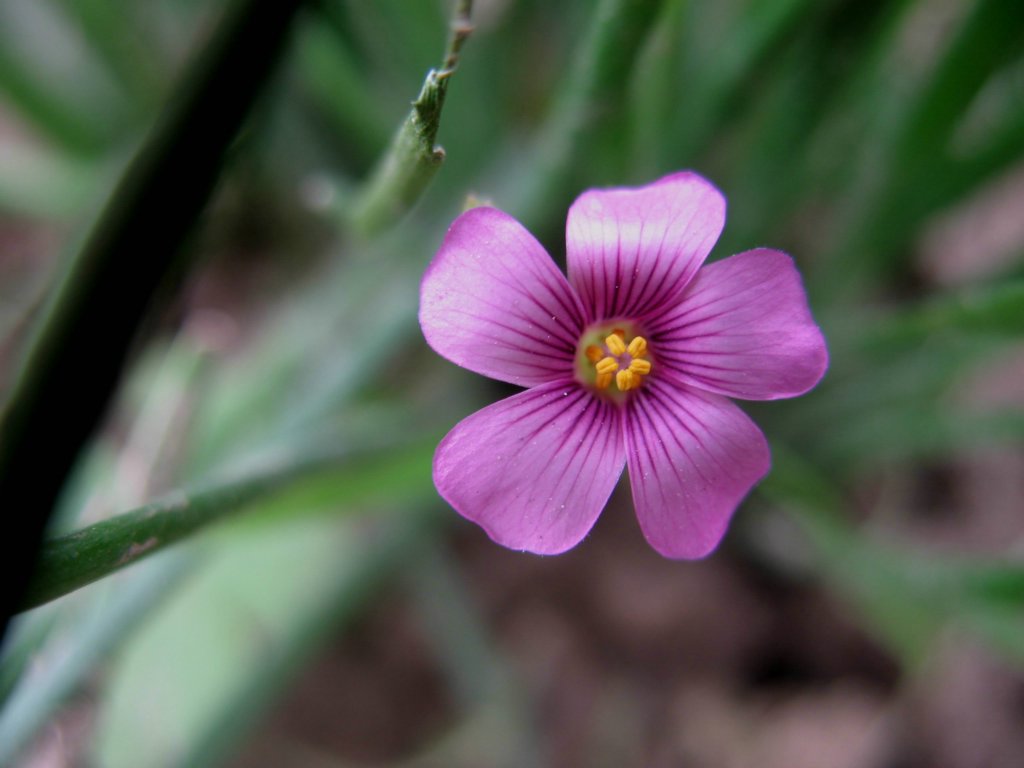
[419, 171, 827, 558]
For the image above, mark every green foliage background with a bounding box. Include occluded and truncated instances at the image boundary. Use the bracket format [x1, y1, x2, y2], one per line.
[0, 0, 1022, 765]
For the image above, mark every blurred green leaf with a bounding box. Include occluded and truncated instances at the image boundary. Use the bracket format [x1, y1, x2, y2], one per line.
[410, 543, 501, 708]
[295, 16, 392, 167]
[404, 543, 542, 766]
[0, 612, 57, 707]
[4, 0, 1024, 761]
[348, 0, 473, 236]
[0, 555, 189, 767]
[54, 0, 164, 114]
[22, 433, 437, 611]
[0, 0, 306, 631]
[627, 0, 687, 176]
[340, 0, 449, 90]
[894, 0, 1024, 173]
[183, 235, 427, 468]
[652, 0, 821, 175]
[762, 447, 1024, 668]
[823, 0, 1024, 291]
[505, 0, 663, 229]
[957, 562, 1024, 607]
[239, 436, 438, 527]
[864, 279, 1024, 350]
[0, 336, 211, 760]
[0, 393, 435, 766]
[93, 507, 439, 768]
[0, 1, 124, 155]
[0, 141, 102, 218]
[770, 276, 1024, 468]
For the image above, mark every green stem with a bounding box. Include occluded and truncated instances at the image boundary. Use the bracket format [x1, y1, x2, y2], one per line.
[0, 0, 305, 633]
[19, 437, 432, 611]
[347, 0, 473, 236]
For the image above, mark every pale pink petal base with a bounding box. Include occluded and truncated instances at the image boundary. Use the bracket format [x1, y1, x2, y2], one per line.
[420, 207, 586, 387]
[648, 248, 828, 400]
[566, 171, 726, 321]
[623, 379, 770, 558]
[434, 380, 626, 554]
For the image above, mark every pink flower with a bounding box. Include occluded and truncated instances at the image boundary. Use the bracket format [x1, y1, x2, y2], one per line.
[419, 171, 827, 558]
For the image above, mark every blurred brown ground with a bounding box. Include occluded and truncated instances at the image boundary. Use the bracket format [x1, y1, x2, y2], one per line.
[230, 465, 1024, 768]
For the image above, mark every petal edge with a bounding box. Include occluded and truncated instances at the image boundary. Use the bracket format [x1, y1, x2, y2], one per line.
[648, 248, 828, 400]
[434, 381, 626, 554]
[566, 171, 726, 322]
[624, 380, 769, 558]
[421, 207, 587, 387]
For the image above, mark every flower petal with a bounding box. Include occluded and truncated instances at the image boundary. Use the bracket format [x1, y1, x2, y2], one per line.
[434, 380, 626, 554]
[420, 207, 587, 387]
[648, 249, 828, 400]
[566, 171, 726, 322]
[624, 379, 769, 558]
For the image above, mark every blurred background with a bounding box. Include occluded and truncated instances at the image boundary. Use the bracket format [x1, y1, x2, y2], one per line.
[1, 0, 1023, 765]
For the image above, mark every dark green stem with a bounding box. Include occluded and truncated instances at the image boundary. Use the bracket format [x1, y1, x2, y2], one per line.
[18, 438, 429, 611]
[0, 0, 305, 634]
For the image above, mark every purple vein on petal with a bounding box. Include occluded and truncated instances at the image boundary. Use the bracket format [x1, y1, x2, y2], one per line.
[467, 258, 581, 348]
[566, 172, 725, 327]
[646, 249, 828, 401]
[443, 306, 575, 356]
[490, 251, 585, 342]
[623, 377, 769, 559]
[628, 398, 701, 544]
[433, 381, 626, 555]
[421, 206, 587, 387]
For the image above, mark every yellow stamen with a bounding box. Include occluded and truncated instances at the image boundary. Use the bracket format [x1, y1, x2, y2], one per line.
[627, 336, 647, 358]
[605, 333, 626, 356]
[582, 328, 652, 393]
[629, 358, 651, 375]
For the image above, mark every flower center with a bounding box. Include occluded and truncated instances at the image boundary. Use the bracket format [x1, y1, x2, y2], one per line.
[576, 325, 652, 394]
